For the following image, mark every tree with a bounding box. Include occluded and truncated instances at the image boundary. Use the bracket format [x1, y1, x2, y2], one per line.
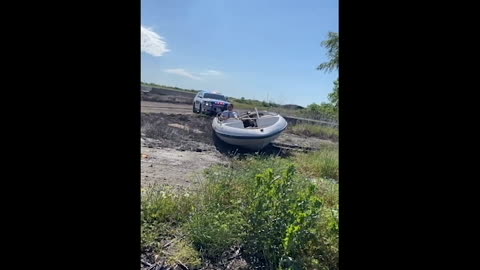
[328, 79, 338, 107]
[305, 102, 337, 121]
[317, 32, 338, 72]
[317, 32, 339, 109]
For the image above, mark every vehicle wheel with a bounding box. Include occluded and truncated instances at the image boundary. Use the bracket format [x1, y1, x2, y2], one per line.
[199, 104, 203, 114]
[193, 103, 197, 113]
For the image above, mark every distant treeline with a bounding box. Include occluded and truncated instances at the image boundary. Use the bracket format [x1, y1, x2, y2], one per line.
[231, 97, 281, 108]
[141, 82, 200, 94]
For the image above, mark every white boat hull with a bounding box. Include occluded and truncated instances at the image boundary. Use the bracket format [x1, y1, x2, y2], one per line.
[212, 112, 288, 151]
[215, 131, 283, 150]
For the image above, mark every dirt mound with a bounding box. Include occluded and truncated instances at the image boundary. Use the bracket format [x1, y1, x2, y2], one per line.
[281, 104, 304, 110]
[141, 113, 215, 152]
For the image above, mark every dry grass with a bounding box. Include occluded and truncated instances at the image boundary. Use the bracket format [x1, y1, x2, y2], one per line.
[141, 92, 192, 104]
[290, 123, 339, 141]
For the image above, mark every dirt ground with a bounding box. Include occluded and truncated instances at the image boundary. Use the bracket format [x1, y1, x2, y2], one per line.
[141, 145, 228, 190]
[140, 109, 335, 190]
[141, 101, 195, 114]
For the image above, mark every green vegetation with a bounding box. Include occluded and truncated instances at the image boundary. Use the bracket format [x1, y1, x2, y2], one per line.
[317, 32, 338, 73]
[293, 146, 339, 181]
[317, 32, 339, 110]
[298, 102, 338, 122]
[231, 97, 338, 123]
[141, 186, 196, 250]
[141, 147, 339, 269]
[232, 97, 281, 108]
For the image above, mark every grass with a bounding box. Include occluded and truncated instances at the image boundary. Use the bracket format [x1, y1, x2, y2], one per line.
[290, 123, 339, 141]
[141, 147, 339, 269]
[293, 145, 339, 181]
[141, 185, 195, 249]
[166, 239, 203, 268]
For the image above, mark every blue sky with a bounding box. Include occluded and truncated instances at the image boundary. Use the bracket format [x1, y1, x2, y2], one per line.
[141, 0, 338, 107]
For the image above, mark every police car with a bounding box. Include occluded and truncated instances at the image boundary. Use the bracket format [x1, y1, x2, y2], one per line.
[193, 91, 231, 115]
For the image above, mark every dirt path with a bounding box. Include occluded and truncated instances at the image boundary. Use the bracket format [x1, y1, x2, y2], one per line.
[141, 146, 228, 190]
[141, 101, 194, 114]
[141, 101, 250, 115]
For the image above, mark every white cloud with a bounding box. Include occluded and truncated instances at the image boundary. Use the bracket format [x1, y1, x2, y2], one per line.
[164, 68, 203, 80]
[199, 70, 223, 76]
[164, 68, 224, 80]
[141, 25, 170, 56]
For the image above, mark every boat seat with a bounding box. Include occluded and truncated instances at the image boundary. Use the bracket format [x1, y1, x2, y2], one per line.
[256, 116, 280, 128]
[223, 119, 245, 128]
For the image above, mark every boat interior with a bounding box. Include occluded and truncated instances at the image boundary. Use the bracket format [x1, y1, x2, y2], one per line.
[221, 111, 281, 129]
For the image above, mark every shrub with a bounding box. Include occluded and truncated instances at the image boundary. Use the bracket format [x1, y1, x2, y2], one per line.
[141, 154, 339, 269]
[242, 165, 324, 269]
[185, 157, 338, 269]
[298, 103, 338, 122]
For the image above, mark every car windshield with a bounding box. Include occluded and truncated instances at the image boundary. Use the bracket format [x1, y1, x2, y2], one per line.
[204, 93, 227, 101]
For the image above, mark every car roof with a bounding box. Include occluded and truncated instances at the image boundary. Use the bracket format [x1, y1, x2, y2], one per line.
[201, 90, 224, 95]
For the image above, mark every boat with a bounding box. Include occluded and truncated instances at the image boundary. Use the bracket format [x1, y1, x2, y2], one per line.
[212, 109, 288, 151]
